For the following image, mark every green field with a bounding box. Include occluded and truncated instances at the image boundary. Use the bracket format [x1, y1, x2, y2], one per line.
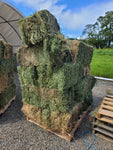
[91, 48, 113, 79]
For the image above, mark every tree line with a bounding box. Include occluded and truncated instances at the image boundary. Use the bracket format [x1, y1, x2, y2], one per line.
[82, 11, 113, 48]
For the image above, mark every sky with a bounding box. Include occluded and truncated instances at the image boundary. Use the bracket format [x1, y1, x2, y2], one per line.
[6, 0, 113, 39]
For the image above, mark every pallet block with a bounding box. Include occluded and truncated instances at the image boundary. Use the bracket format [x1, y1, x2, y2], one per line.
[27, 106, 91, 141]
[0, 96, 15, 115]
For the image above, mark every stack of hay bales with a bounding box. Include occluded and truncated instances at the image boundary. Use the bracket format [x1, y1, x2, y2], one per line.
[17, 10, 96, 135]
[0, 40, 16, 112]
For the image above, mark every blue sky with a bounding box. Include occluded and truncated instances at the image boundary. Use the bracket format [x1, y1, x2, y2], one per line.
[7, 0, 113, 38]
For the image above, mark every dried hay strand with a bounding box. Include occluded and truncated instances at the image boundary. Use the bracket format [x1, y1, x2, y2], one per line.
[18, 10, 60, 46]
[22, 102, 84, 135]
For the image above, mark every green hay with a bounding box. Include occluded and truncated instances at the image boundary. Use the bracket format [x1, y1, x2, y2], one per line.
[18, 10, 60, 46]
[17, 35, 72, 68]
[47, 63, 83, 91]
[0, 57, 16, 77]
[7, 72, 15, 85]
[18, 66, 96, 113]
[0, 84, 16, 109]
[62, 40, 93, 66]
[18, 66, 37, 86]
[74, 75, 96, 109]
[17, 45, 51, 66]
[17, 10, 96, 133]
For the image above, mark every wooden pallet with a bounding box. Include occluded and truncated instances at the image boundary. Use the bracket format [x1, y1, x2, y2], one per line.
[92, 95, 113, 143]
[93, 121, 113, 143]
[97, 95, 113, 124]
[0, 96, 15, 115]
[27, 106, 91, 141]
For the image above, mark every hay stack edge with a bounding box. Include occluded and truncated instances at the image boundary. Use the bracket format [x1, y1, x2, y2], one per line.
[17, 10, 96, 139]
[0, 40, 16, 114]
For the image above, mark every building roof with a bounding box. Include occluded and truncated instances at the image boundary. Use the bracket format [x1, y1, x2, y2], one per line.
[0, 0, 24, 53]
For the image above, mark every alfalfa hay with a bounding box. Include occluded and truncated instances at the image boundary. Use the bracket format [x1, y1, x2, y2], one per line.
[17, 10, 96, 136]
[18, 10, 60, 46]
[0, 39, 16, 111]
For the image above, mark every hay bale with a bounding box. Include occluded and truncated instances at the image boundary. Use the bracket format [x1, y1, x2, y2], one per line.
[74, 75, 96, 110]
[0, 57, 16, 77]
[7, 72, 15, 85]
[17, 45, 51, 66]
[19, 10, 60, 46]
[0, 39, 5, 59]
[17, 10, 96, 136]
[0, 84, 16, 109]
[17, 34, 72, 67]
[22, 102, 83, 134]
[62, 40, 93, 66]
[0, 39, 16, 111]
[18, 66, 37, 86]
[0, 75, 8, 93]
[4, 43, 14, 58]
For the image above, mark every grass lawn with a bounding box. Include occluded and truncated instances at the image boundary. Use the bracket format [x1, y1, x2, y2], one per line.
[90, 48, 113, 79]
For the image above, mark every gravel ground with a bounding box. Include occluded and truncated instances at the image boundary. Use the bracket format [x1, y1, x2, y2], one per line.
[0, 73, 113, 150]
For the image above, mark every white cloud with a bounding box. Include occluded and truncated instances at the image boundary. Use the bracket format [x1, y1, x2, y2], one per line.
[60, 1, 113, 30]
[12, 0, 113, 31]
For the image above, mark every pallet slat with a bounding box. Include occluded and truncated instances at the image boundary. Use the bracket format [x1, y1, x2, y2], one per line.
[106, 95, 113, 99]
[95, 133, 113, 143]
[98, 117, 113, 124]
[101, 104, 113, 111]
[102, 101, 113, 106]
[98, 108, 113, 118]
[94, 127, 113, 138]
[93, 122, 113, 132]
[104, 97, 113, 102]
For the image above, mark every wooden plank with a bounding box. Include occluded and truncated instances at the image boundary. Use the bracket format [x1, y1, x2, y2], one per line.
[0, 96, 15, 115]
[94, 127, 113, 138]
[104, 97, 113, 102]
[98, 117, 113, 124]
[98, 109, 113, 118]
[106, 95, 113, 99]
[93, 122, 113, 132]
[95, 133, 113, 143]
[102, 101, 113, 106]
[101, 104, 113, 111]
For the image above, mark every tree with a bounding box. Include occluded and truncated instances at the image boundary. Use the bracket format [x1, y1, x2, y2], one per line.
[82, 11, 113, 48]
[101, 11, 113, 47]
